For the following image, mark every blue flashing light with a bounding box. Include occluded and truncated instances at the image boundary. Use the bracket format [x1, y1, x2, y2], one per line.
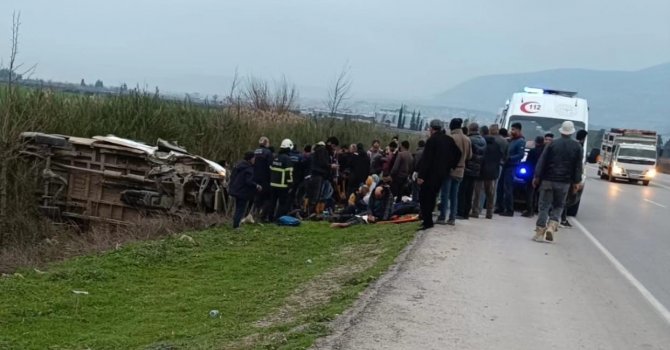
[517, 165, 529, 178]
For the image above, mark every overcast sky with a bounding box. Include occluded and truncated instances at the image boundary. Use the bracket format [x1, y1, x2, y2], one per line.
[1, 0, 669, 99]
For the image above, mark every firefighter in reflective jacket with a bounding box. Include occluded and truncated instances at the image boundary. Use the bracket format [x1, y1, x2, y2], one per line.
[270, 139, 295, 220]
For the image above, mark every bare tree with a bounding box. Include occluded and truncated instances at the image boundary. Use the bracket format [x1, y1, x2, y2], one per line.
[326, 63, 353, 116]
[226, 66, 240, 104]
[273, 75, 298, 115]
[244, 76, 271, 112]
[1, 12, 24, 245]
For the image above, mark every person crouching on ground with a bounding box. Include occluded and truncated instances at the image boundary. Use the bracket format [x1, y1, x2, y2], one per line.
[331, 184, 394, 228]
[229, 151, 263, 229]
[532, 121, 583, 243]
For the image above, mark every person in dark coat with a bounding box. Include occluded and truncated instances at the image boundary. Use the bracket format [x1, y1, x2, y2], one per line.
[532, 121, 584, 243]
[348, 143, 371, 199]
[253, 137, 274, 221]
[229, 151, 262, 229]
[307, 137, 339, 216]
[269, 139, 296, 221]
[413, 140, 425, 170]
[472, 126, 503, 219]
[308, 141, 330, 216]
[458, 122, 486, 219]
[390, 140, 413, 203]
[382, 141, 399, 181]
[416, 119, 462, 230]
[522, 136, 545, 217]
[411, 140, 425, 204]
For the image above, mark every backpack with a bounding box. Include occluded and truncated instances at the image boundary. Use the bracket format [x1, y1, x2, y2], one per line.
[277, 216, 301, 226]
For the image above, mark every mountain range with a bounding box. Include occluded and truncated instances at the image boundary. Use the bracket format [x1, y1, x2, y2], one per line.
[434, 63, 670, 135]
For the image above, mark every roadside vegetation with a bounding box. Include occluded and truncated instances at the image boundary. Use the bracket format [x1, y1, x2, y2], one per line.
[0, 222, 416, 349]
[0, 86, 412, 271]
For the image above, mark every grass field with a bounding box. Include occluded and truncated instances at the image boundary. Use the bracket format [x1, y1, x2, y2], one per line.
[0, 222, 416, 350]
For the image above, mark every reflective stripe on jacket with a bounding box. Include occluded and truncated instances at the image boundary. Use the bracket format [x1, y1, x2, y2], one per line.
[270, 152, 294, 188]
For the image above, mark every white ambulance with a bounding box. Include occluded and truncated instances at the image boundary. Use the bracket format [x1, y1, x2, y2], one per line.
[495, 87, 589, 215]
[496, 87, 589, 157]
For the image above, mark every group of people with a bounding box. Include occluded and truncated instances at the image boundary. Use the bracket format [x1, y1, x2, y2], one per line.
[227, 134, 421, 229]
[228, 117, 586, 243]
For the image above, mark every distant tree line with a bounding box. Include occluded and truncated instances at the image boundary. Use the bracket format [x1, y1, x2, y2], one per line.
[395, 104, 424, 131]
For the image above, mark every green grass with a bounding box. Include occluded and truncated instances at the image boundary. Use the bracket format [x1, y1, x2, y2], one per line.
[0, 222, 416, 350]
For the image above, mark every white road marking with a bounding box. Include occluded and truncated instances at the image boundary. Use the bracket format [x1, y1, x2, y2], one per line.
[654, 182, 670, 191]
[643, 199, 667, 208]
[572, 218, 670, 325]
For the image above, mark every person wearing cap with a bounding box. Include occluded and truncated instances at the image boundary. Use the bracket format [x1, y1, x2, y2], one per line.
[416, 119, 461, 230]
[560, 129, 589, 228]
[229, 151, 263, 229]
[253, 136, 274, 221]
[269, 139, 296, 221]
[532, 121, 584, 243]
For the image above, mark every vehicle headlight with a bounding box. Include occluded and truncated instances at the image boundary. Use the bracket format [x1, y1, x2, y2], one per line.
[646, 169, 656, 178]
[613, 166, 624, 174]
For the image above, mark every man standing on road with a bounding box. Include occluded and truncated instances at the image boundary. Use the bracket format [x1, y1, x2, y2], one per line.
[500, 123, 525, 217]
[491, 125, 509, 213]
[560, 129, 589, 228]
[532, 121, 584, 242]
[472, 126, 503, 219]
[417, 120, 461, 230]
[522, 136, 546, 217]
[436, 118, 470, 226]
[458, 122, 486, 219]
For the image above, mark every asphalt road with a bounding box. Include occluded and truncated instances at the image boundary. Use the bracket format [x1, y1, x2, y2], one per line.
[576, 166, 670, 312]
[315, 169, 670, 350]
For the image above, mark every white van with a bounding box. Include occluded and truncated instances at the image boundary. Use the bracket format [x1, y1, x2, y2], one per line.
[495, 87, 589, 215]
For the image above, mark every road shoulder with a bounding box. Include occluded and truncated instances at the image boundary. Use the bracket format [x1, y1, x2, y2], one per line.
[316, 215, 670, 350]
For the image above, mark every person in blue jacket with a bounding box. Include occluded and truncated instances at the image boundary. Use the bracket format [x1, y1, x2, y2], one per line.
[500, 122, 525, 217]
